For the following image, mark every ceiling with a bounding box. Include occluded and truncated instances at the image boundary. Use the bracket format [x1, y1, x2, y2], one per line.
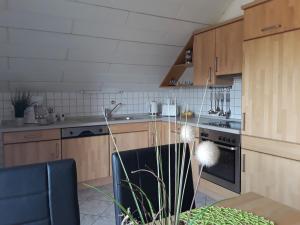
[0, 0, 233, 91]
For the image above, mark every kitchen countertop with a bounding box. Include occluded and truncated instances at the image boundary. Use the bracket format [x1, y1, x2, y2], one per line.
[0, 114, 241, 134]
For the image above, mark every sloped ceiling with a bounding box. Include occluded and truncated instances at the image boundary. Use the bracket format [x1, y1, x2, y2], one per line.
[0, 0, 233, 91]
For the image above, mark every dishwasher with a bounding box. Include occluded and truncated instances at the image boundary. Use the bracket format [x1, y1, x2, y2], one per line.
[61, 125, 110, 183]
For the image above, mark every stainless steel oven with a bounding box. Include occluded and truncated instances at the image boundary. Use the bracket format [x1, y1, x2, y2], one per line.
[199, 128, 241, 193]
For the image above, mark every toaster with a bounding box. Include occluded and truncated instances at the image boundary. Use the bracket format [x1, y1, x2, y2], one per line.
[162, 104, 178, 117]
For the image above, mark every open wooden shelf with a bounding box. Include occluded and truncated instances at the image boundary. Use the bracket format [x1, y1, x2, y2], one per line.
[160, 35, 194, 87]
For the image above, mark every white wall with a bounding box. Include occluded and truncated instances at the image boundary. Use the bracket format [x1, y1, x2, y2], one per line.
[0, 0, 233, 92]
[219, 0, 253, 22]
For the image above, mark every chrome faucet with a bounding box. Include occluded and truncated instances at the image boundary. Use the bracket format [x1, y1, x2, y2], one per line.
[105, 103, 122, 119]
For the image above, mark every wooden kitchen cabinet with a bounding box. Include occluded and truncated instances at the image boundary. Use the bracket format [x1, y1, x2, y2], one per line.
[149, 121, 162, 147]
[109, 131, 149, 175]
[4, 140, 61, 167]
[215, 20, 243, 76]
[193, 30, 216, 86]
[193, 18, 243, 86]
[62, 136, 109, 183]
[242, 30, 300, 143]
[241, 148, 300, 210]
[243, 0, 300, 40]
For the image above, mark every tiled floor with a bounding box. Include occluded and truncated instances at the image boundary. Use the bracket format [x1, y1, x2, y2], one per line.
[78, 184, 216, 225]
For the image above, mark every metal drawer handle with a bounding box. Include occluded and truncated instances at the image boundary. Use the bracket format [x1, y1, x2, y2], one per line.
[215, 57, 219, 73]
[23, 134, 42, 139]
[215, 144, 238, 151]
[113, 137, 117, 152]
[209, 67, 212, 82]
[55, 143, 60, 159]
[242, 154, 246, 172]
[261, 24, 282, 32]
[242, 113, 246, 131]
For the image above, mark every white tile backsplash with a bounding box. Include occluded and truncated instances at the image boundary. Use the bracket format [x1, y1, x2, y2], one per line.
[0, 77, 242, 121]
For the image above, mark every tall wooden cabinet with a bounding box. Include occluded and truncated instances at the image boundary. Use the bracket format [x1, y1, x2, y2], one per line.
[241, 0, 300, 210]
[242, 30, 300, 143]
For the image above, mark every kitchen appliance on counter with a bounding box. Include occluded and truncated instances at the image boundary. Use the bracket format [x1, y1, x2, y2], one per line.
[162, 104, 178, 117]
[150, 101, 158, 115]
[200, 128, 241, 193]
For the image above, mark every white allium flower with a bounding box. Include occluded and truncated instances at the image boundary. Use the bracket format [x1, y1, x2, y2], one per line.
[180, 125, 195, 143]
[195, 141, 220, 167]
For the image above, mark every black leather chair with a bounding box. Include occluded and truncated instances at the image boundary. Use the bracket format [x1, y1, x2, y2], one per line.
[0, 159, 80, 225]
[112, 144, 195, 225]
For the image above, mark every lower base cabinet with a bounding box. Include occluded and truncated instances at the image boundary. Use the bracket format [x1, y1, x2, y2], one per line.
[242, 149, 300, 210]
[62, 136, 109, 183]
[109, 131, 149, 175]
[4, 140, 61, 167]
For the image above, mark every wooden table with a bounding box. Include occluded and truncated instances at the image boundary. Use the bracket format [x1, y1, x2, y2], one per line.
[147, 193, 300, 225]
[215, 193, 300, 225]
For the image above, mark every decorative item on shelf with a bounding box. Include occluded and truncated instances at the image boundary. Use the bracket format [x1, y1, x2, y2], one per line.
[185, 49, 193, 64]
[10, 91, 32, 126]
[169, 79, 178, 86]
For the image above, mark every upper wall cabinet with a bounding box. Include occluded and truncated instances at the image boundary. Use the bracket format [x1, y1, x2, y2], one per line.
[160, 17, 243, 88]
[193, 18, 243, 86]
[243, 0, 300, 40]
[193, 29, 216, 86]
[215, 20, 243, 76]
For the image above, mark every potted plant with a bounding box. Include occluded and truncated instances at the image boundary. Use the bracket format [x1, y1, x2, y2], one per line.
[11, 91, 32, 125]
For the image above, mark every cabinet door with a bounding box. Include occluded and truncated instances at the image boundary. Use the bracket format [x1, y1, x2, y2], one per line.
[193, 30, 216, 86]
[244, 0, 300, 40]
[242, 31, 300, 143]
[149, 121, 162, 147]
[241, 149, 300, 210]
[109, 131, 149, 175]
[62, 136, 109, 183]
[4, 140, 61, 167]
[216, 20, 243, 76]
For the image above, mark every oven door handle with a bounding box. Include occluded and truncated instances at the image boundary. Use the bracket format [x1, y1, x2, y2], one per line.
[215, 144, 238, 151]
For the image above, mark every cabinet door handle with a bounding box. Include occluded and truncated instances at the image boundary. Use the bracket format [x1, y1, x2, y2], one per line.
[152, 134, 155, 146]
[261, 24, 282, 32]
[215, 57, 219, 73]
[55, 143, 60, 159]
[242, 113, 246, 131]
[209, 67, 212, 82]
[24, 134, 42, 139]
[242, 154, 246, 172]
[113, 137, 117, 152]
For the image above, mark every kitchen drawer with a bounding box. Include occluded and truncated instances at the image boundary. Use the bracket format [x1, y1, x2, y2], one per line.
[243, 0, 300, 40]
[4, 140, 61, 167]
[110, 122, 149, 134]
[162, 122, 199, 137]
[3, 129, 61, 144]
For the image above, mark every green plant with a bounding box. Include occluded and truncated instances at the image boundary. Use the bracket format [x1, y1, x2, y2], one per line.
[11, 91, 32, 118]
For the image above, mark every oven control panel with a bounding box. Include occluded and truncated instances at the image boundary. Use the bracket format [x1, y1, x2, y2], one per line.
[200, 129, 240, 147]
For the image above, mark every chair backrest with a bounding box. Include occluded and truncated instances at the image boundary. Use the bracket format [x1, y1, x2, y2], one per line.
[0, 159, 80, 225]
[112, 144, 195, 225]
